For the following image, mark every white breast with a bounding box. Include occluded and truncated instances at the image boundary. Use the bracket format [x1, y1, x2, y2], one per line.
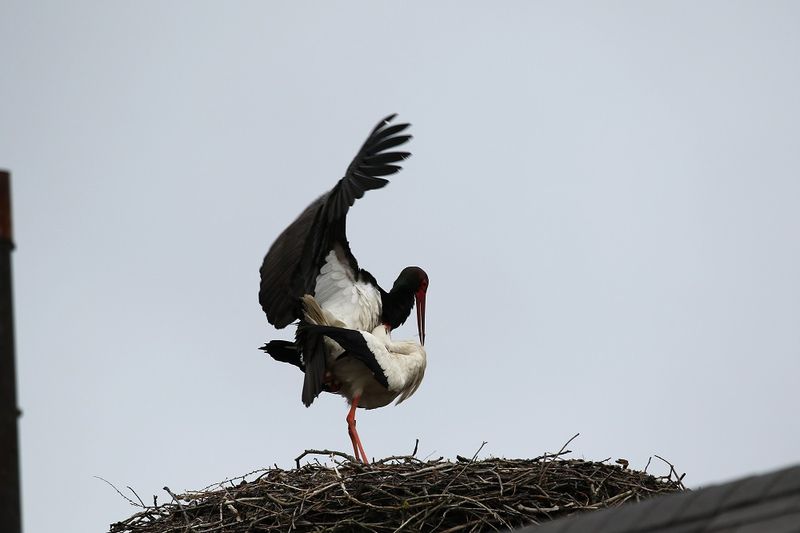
[314, 250, 382, 331]
[366, 326, 427, 403]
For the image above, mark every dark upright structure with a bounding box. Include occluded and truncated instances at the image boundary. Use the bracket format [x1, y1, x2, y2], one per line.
[0, 170, 21, 533]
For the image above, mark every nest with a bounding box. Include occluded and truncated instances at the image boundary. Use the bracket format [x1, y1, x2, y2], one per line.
[109, 447, 685, 533]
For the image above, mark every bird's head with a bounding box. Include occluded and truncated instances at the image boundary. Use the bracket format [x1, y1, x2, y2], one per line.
[392, 266, 429, 345]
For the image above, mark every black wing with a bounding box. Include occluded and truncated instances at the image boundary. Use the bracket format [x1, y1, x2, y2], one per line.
[259, 114, 412, 328]
[298, 323, 390, 394]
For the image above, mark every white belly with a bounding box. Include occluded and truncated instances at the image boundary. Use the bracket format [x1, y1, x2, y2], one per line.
[330, 356, 399, 409]
[324, 326, 427, 410]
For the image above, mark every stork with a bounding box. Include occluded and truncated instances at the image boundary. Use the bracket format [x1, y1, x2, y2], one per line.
[296, 295, 426, 463]
[258, 114, 429, 461]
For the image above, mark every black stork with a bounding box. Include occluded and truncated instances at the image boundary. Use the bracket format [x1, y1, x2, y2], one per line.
[258, 114, 429, 462]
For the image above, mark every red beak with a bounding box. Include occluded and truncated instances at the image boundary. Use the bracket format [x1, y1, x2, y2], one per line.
[415, 289, 426, 346]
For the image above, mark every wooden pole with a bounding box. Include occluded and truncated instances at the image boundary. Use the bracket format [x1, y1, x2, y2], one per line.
[0, 170, 21, 533]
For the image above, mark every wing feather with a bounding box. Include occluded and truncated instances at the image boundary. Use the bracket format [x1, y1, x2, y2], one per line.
[364, 152, 410, 166]
[299, 323, 390, 390]
[259, 115, 412, 328]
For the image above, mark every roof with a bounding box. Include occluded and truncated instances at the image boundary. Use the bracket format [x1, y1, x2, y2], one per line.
[519, 464, 800, 533]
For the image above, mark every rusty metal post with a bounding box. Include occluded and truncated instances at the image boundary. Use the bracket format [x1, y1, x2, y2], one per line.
[0, 170, 21, 533]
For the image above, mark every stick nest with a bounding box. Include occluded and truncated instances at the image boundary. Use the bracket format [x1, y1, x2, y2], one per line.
[109, 449, 685, 533]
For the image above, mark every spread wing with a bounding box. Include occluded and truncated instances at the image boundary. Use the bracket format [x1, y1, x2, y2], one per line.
[259, 114, 412, 328]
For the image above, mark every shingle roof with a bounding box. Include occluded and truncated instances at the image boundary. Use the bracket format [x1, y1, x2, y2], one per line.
[519, 464, 800, 533]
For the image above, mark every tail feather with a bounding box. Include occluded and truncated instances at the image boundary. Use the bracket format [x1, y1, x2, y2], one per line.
[296, 294, 332, 407]
[299, 329, 326, 406]
[301, 294, 328, 326]
[260, 340, 304, 370]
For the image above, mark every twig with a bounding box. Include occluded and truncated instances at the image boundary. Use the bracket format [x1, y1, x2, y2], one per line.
[94, 476, 142, 508]
[127, 486, 146, 508]
[163, 486, 192, 530]
[539, 433, 580, 485]
[444, 441, 487, 492]
[294, 449, 357, 469]
[653, 455, 686, 489]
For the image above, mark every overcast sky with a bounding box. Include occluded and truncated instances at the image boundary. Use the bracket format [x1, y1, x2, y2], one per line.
[2, 2, 800, 532]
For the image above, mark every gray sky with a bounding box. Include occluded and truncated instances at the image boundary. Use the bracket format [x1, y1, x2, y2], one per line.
[2, 2, 800, 532]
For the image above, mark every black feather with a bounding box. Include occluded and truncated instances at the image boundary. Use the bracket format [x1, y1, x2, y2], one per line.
[260, 340, 304, 370]
[362, 164, 402, 177]
[298, 324, 390, 390]
[295, 322, 327, 407]
[364, 152, 410, 166]
[363, 124, 411, 150]
[367, 114, 397, 136]
[259, 115, 412, 328]
[368, 135, 413, 155]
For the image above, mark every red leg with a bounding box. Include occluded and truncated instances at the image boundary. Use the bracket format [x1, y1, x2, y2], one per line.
[346, 402, 360, 460]
[346, 395, 369, 464]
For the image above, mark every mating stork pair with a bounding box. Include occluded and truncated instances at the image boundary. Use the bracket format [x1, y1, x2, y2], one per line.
[258, 115, 429, 463]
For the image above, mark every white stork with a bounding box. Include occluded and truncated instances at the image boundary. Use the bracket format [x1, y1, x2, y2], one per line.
[258, 115, 429, 462]
[297, 295, 426, 463]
